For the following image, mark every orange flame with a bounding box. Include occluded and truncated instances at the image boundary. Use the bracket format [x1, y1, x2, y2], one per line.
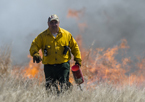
[12, 9, 145, 88]
[67, 8, 85, 20]
[21, 51, 43, 82]
[67, 8, 88, 33]
[23, 55, 41, 78]
[13, 36, 145, 88]
[78, 23, 88, 33]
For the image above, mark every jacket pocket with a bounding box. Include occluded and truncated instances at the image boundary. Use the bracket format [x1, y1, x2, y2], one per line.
[57, 43, 64, 55]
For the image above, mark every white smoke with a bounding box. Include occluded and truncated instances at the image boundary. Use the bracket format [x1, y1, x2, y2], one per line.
[0, 0, 145, 65]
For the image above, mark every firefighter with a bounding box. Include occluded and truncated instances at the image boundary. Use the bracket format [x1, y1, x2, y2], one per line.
[29, 14, 82, 93]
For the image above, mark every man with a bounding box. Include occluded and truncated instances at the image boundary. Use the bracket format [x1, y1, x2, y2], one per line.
[29, 14, 82, 93]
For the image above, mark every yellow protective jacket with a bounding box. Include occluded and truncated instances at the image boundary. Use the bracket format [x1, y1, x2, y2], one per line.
[29, 27, 81, 65]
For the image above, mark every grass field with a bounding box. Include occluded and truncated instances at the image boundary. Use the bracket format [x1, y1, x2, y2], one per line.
[1, 73, 145, 102]
[0, 47, 145, 102]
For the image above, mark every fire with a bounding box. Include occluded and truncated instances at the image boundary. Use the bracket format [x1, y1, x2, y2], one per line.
[67, 8, 85, 20]
[66, 9, 145, 87]
[67, 8, 88, 33]
[12, 9, 145, 88]
[14, 36, 145, 87]
[21, 51, 43, 82]
[79, 37, 145, 86]
[23, 55, 42, 78]
[78, 23, 88, 33]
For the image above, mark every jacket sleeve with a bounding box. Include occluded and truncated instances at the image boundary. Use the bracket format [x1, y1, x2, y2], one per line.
[29, 34, 43, 56]
[69, 35, 82, 62]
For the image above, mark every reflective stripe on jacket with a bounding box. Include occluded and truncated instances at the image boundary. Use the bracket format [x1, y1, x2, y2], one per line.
[29, 27, 81, 65]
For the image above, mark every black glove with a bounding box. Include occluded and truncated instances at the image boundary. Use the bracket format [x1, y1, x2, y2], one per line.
[75, 61, 81, 67]
[33, 53, 42, 63]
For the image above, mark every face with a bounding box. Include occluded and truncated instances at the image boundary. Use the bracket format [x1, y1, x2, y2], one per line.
[48, 20, 59, 33]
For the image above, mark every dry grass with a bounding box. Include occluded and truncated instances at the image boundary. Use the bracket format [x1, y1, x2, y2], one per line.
[0, 46, 11, 75]
[1, 74, 145, 102]
[0, 47, 145, 102]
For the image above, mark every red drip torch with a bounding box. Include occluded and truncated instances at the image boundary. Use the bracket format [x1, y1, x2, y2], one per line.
[71, 64, 84, 85]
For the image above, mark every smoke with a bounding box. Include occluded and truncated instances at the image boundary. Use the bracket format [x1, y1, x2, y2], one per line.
[0, 0, 145, 65]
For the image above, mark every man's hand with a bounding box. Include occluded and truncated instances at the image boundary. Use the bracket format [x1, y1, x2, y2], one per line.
[75, 61, 81, 67]
[74, 58, 82, 67]
[33, 53, 42, 63]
